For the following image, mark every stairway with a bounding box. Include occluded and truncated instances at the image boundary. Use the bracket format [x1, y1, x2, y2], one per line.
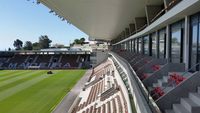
[76, 55, 80, 63]
[147, 72, 194, 100]
[25, 55, 30, 63]
[165, 87, 200, 113]
[33, 55, 39, 63]
[151, 72, 192, 88]
[49, 56, 54, 63]
[58, 55, 62, 63]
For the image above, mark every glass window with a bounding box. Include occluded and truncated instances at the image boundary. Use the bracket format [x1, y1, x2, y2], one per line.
[138, 38, 142, 53]
[158, 29, 166, 59]
[137, 38, 139, 53]
[129, 41, 132, 52]
[132, 40, 135, 52]
[189, 14, 200, 71]
[151, 33, 157, 57]
[170, 20, 184, 63]
[143, 36, 149, 55]
[125, 43, 126, 50]
[134, 39, 137, 53]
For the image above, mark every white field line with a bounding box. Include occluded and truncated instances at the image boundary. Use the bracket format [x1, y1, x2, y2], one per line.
[0, 71, 44, 88]
[0, 71, 30, 80]
[0, 73, 49, 102]
[0, 71, 19, 76]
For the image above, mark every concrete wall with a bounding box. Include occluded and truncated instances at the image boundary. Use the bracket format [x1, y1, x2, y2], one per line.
[90, 50, 109, 67]
[156, 71, 200, 111]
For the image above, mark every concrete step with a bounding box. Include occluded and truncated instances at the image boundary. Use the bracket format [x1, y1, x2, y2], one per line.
[173, 104, 190, 113]
[163, 87, 174, 93]
[162, 76, 169, 82]
[158, 78, 170, 87]
[165, 110, 175, 113]
[153, 83, 160, 87]
[181, 98, 200, 113]
[157, 79, 165, 86]
[189, 93, 200, 106]
[197, 87, 200, 94]
[168, 72, 192, 78]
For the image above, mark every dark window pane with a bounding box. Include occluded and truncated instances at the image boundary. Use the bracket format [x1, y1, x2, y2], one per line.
[144, 36, 149, 55]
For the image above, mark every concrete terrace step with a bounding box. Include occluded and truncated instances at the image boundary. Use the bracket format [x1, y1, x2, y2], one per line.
[189, 93, 200, 106]
[173, 104, 190, 113]
[181, 98, 200, 113]
[157, 78, 169, 87]
[165, 110, 175, 113]
[142, 73, 153, 79]
[197, 87, 200, 94]
[162, 76, 169, 82]
[164, 87, 200, 113]
[153, 83, 160, 87]
[168, 72, 193, 78]
[163, 87, 174, 93]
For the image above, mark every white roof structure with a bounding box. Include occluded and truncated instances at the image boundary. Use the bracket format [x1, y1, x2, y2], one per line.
[39, 0, 163, 41]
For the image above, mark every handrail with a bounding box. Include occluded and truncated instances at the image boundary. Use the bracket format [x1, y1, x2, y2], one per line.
[111, 52, 161, 113]
[127, 57, 162, 113]
[117, 51, 162, 113]
[151, 62, 200, 99]
[136, 24, 147, 32]
[150, 0, 182, 23]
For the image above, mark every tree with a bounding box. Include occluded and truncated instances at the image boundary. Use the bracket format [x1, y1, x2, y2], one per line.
[13, 39, 23, 50]
[172, 38, 179, 44]
[32, 42, 40, 50]
[24, 41, 33, 50]
[8, 48, 11, 51]
[74, 39, 81, 44]
[39, 35, 52, 49]
[80, 37, 85, 45]
[72, 37, 86, 45]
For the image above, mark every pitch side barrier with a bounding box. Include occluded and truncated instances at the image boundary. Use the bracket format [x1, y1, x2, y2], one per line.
[0, 50, 91, 55]
[109, 52, 162, 113]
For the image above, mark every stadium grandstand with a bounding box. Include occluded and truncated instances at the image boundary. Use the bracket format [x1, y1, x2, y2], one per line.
[1, 0, 200, 113]
[0, 50, 91, 69]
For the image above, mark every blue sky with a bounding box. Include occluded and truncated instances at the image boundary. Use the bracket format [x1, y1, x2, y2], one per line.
[0, 0, 88, 50]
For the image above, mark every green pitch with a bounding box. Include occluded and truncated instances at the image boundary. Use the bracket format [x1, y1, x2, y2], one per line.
[0, 70, 86, 113]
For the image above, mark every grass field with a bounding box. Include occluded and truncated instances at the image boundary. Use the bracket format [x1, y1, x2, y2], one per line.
[0, 70, 86, 113]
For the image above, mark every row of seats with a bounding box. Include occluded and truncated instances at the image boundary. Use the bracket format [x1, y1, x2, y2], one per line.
[80, 95, 123, 113]
[71, 60, 128, 113]
[0, 54, 90, 69]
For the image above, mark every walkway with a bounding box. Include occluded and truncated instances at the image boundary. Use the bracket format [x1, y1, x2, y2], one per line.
[53, 69, 92, 113]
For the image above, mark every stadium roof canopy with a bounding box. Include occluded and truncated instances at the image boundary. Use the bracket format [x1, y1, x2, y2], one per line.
[39, 0, 163, 41]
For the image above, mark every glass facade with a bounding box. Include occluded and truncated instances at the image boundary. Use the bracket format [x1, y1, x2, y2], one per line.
[134, 39, 137, 53]
[112, 11, 200, 72]
[136, 38, 139, 53]
[132, 40, 135, 52]
[138, 38, 143, 53]
[189, 13, 200, 71]
[158, 29, 166, 59]
[151, 33, 157, 57]
[170, 20, 184, 63]
[143, 36, 149, 55]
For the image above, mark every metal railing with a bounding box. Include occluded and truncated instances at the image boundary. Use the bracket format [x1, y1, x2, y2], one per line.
[114, 51, 162, 113]
[150, 0, 182, 23]
[150, 62, 200, 100]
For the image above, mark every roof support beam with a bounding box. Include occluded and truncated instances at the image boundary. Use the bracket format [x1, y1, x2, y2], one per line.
[122, 31, 126, 39]
[135, 17, 147, 32]
[129, 23, 136, 35]
[164, 0, 182, 11]
[145, 5, 163, 25]
[125, 28, 130, 38]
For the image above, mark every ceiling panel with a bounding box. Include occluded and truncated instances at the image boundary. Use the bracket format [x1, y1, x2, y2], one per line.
[40, 0, 163, 40]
